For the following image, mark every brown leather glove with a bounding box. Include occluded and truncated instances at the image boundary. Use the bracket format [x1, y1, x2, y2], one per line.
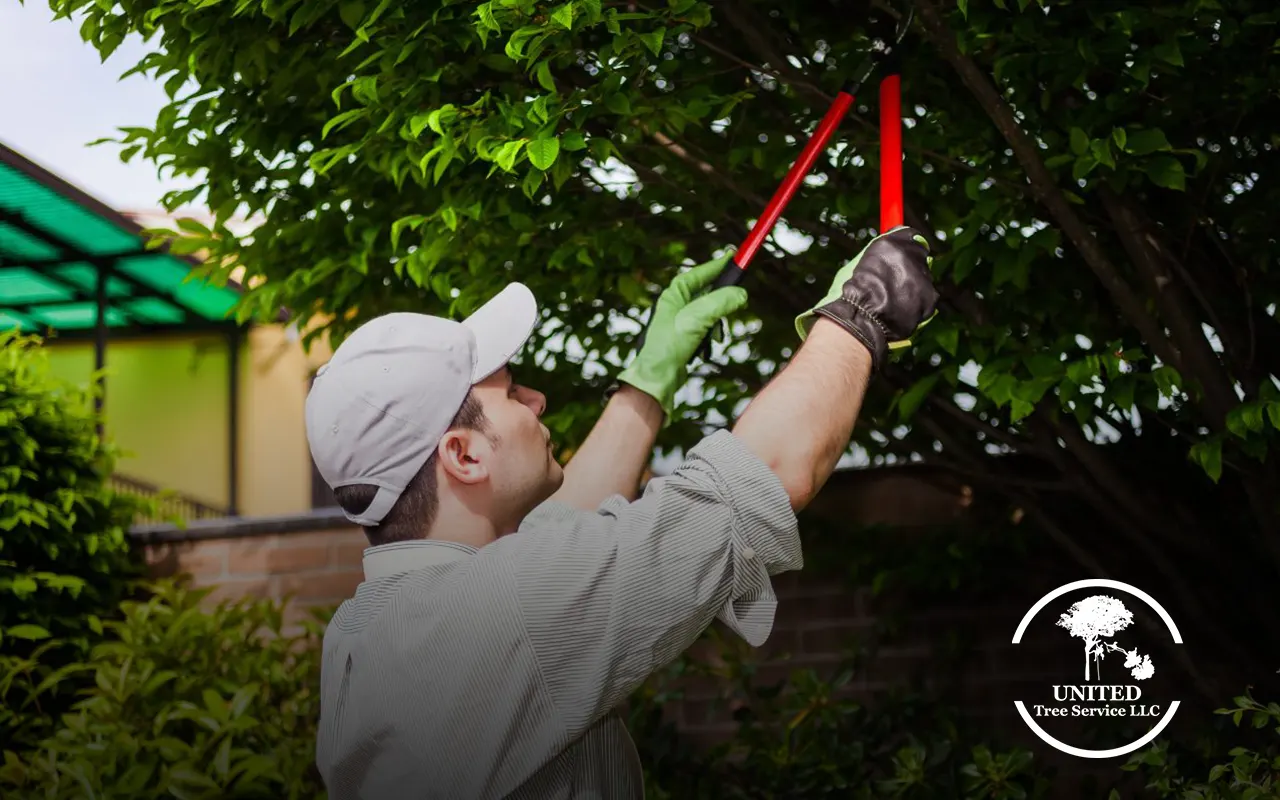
[794, 227, 940, 371]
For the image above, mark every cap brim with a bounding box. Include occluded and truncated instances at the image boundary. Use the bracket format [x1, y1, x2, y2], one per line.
[461, 282, 539, 383]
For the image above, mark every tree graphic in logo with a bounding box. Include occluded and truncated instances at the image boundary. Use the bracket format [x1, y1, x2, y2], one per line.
[1056, 595, 1155, 681]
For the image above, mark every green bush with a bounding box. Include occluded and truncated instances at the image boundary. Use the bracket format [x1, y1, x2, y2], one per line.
[0, 331, 150, 745]
[627, 628, 1053, 799]
[0, 579, 326, 800]
[1, 570, 1271, 799]
[1120, 690, 1280, 800]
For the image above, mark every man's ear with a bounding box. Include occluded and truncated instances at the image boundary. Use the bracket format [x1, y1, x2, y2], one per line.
[437, 429, 491, 485]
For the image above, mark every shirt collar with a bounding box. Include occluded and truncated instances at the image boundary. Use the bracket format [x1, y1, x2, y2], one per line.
[361, 540, 478, 581]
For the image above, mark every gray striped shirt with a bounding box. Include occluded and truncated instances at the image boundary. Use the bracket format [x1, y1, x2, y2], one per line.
[315, 429, 802, 799]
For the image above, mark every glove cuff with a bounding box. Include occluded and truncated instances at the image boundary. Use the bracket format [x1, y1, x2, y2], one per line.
[613, 368, 676, 426]
[813, 299, 888, 371]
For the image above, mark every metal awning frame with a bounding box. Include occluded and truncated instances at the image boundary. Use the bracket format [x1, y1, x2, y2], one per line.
[0, 143, 249, 516]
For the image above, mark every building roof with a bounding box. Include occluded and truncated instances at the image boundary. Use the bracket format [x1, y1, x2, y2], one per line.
[0, 140, 243, 339]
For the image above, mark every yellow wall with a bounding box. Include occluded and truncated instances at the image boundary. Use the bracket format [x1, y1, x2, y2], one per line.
[238, 324, 326, 517]
[44, 323, 330, 517]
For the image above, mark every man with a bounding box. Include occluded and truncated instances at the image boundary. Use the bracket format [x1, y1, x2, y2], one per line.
[307, 227, 939, 799]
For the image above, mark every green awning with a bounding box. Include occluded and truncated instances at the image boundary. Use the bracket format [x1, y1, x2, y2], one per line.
[0, 141, 243, 338]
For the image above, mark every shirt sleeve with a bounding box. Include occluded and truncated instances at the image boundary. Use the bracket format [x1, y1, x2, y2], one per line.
[483, 428, 802, 739]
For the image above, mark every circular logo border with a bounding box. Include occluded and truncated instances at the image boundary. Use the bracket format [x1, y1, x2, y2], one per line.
[1010, 578, 1183, 759]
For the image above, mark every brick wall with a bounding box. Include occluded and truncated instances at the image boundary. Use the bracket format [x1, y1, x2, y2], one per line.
[132, 473, 1107, 791]
[138, 509, 367, 635]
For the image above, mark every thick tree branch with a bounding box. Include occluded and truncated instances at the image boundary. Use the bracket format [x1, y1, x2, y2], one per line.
[1096, 186, 1240, 426]
[910, 0, 1185, 378]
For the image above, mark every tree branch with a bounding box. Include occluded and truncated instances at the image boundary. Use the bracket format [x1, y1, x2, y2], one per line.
[910, 0, 1186, 378]
[1096, 186, 1240, 427]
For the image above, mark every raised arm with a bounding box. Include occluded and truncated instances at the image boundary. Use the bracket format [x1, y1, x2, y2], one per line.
[734, 226, 939, 510]
[732, 318, 873, 511]
[547, 252, 747, 510]
[491, 227, 939, 742]
[546, 384, 664, 509]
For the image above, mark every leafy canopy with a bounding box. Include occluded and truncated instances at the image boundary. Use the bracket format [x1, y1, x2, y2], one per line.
[54, 0, 1280, 701]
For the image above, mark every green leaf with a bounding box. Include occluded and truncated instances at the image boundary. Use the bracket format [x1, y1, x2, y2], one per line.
[527, 137, 560, 170]
[494, 139, 526, 172]
[214, 735, 232, 777]
[409, 113, 432, 138]
[1145, 156, 1186, 190]
[535, 60, 556, 92]
[441, 206, 459, 231]
[504, 26, 541, 60]
[321, 109, 365, 140]
[433, 145, 454, 183]
[1010, 398, 1034, 421]
[1152, 365, 1181, 397]
[529, 95, 550, 124]
[897, 373, 940, 422]
[1091, 138, 1115, 169]
[5, 624, 50, 640]
[476, 2, 499, 32]
[522, 168, 545, 199]
[638, 29, 665, 56]
[551, 3, 574, 29]
[391, 214, 426, 251]
[1123, 128, 1172, 155]
[1191, 438, 1223, 483]
[1073, 155, 1098, 182]
[1153, 39, 1184, 66]
[936, 326, 960, 357]
[1025, 353, 1063, 379]
[1069, 127, 1089, 155]
[562, 130, 587, 151]
[606, 93, 632, 115]
[339, 0, 365, 30]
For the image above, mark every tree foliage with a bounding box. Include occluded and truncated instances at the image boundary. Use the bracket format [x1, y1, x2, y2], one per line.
[50, 0, 1280, 703]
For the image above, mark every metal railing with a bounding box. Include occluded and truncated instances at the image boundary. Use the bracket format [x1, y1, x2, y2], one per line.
[108, 473, 229, 527]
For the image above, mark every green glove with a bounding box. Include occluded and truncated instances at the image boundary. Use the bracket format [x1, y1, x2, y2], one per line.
[617, 252, 749, 419]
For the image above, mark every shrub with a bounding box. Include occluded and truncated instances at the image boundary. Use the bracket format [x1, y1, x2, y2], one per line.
[0, 331, 150, 745]
[0, 579, 325, 799]
[627, 628, 1053, 799]
[4, 570, 1270, 800]
[1121, 690, 1280, 799]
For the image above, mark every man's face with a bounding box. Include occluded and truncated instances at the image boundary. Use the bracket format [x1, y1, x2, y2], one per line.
[469, 366, 564, 523]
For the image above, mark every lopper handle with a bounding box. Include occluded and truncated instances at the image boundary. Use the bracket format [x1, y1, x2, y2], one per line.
[735, 92, 857, 270]
[879, 73, 904, 231]
[690, 258, 746, 359]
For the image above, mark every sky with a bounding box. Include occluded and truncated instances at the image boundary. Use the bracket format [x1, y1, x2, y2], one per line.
[0, 2, 198, 214]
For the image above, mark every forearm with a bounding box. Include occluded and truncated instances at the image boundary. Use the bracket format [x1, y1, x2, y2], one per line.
[731, 318, 873, 511]
[547, 384, 664, 510]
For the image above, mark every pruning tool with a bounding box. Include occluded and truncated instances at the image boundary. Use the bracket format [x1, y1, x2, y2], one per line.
[652, 3, 914, 361]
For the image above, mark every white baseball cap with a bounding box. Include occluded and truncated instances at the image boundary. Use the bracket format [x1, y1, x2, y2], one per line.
[305, 283, 539, 526]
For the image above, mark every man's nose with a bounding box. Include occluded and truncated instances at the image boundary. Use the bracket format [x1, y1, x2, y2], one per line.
[518, 386, 547, 417]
